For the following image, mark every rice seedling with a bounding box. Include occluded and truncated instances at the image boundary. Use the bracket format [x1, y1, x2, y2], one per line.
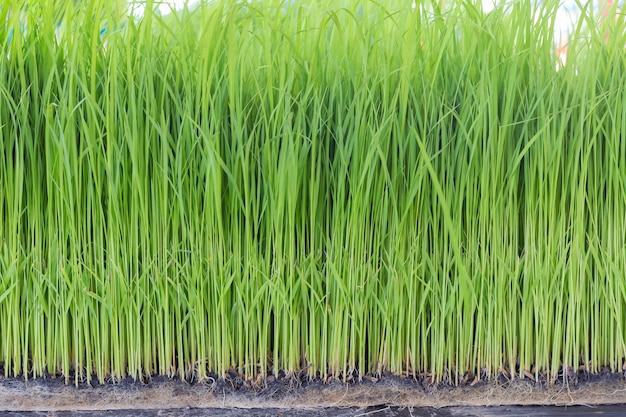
[1, 0, 626, 387]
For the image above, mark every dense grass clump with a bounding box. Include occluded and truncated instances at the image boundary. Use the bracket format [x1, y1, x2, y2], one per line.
[1, 0, 626, 386]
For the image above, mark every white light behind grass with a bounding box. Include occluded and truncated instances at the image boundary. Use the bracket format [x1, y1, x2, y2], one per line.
[130, 0, 201, 17]
[1, 0, 626, 387]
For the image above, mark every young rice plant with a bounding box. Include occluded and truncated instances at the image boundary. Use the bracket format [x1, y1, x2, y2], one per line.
[1, 0, 626, 386]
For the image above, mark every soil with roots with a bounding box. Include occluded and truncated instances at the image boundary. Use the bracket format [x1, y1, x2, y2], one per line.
[2, 370, 626, 413]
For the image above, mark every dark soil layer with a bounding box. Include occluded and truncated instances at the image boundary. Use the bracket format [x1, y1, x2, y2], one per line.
[2, 372, 626, 413]
[3, 405, 626, 416]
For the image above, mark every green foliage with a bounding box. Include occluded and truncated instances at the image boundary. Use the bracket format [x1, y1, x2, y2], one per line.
[1, 0, 626, 386]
